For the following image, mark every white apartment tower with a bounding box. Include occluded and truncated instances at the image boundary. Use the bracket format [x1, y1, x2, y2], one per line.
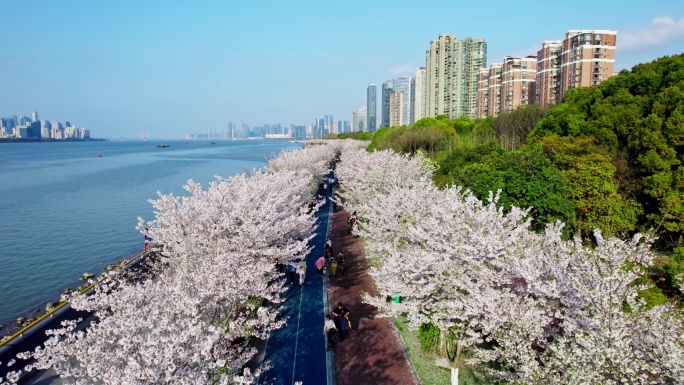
[411, 67, 427, 123]
[426, 34, 487, 119]
[389, 91, 405, 127]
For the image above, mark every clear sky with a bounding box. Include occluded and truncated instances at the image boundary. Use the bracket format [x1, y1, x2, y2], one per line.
[1, 0, 683, 139]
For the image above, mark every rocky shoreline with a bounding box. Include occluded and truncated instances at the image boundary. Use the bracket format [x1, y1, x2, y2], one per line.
[0, 253, 149, 342]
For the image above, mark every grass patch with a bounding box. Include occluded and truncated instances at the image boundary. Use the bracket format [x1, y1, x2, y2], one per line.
[394, 316, 497, 385]
[394, 316, 450, 385]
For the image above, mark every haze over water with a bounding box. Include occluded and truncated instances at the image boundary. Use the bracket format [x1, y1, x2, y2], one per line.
[0, 140, 301, 326]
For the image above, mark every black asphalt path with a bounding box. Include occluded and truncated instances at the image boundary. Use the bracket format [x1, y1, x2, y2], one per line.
[256, 184, 334, 385]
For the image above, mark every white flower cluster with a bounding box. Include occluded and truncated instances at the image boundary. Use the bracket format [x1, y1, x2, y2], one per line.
[336, 148, 684, 385]
[2, 144, 338, 385]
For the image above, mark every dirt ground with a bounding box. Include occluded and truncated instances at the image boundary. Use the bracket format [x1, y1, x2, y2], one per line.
[327, 207, 418, 385]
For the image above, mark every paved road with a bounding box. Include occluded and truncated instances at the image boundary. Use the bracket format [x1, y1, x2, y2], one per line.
[256, 191, 334, 385]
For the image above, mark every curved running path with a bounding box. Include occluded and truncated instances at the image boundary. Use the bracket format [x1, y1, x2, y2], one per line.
[256, 191, 334, 385]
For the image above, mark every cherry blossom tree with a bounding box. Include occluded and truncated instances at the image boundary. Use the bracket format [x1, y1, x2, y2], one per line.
[335, 146, 684, 385]
[4, 145, 339, 384]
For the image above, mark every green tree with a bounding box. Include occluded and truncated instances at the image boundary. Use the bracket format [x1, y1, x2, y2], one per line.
[454, 116, 475, 135]
[368, 127, 391, 151]
[493, 104, 547, 151]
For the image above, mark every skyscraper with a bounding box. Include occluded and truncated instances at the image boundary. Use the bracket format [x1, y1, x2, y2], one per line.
[425, 34, 487, 119]
[366, 83, 377, 132]
[31, 111, 39, 122]
[381, 80, 394, 128]
[352, 107, 367, 132]
[324, 115, 334, 133]
[411, 67, 426, 123]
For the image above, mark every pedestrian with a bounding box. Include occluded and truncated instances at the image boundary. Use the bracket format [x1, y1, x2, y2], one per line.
[332, 302, 351, 341]
[315, 255, 326, 276]
[337, 251, 346, 275]
[347, 212, 357, 235]
[323, 314, 337, 351]
[286, 262, 297, 285]
[325, 236, 332, 252]
[298, 258, 307, 285]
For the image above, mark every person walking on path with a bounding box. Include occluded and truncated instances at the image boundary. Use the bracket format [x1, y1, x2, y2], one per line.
[315, 255, 326, 276]
[347, 212, 358, 235]
[297, 258, 307, 285]
[323, 314, 337, 351]
[286, 261, 297, 285]
[325, 236, 332, 253]
[332, 302, 351, 341]
[337, 251, 346, 275]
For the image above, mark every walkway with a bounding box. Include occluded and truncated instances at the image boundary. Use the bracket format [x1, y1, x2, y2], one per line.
[327, 208, 418, 385]
[255, 192, 334, 385]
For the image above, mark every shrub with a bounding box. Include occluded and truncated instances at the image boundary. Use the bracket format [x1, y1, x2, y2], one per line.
[418, 322, 440, 353]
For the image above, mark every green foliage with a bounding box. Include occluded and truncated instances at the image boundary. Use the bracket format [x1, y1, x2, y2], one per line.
[440, 143, 575, 231]
[638, 287, 669, 309]
[372, 118, 455, 155]
[471, 117, 497, 145]
[540, 135, 641, 236]
[394, 317, 452, 385]
[335, 131, 373, 141]
[418, 322, 440, 353]
[532, 53, 684, 246]
[368, 127, 391, 152]
[455, 116, 475, 135]
[493, 104, 547, 151]
[663, 247, 684, 292]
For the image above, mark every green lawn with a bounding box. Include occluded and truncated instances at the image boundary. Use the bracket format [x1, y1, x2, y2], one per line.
[393, 317, 496, 385]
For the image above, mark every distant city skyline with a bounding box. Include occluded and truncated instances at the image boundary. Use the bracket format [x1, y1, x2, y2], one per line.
[0, 110, 90, 140]
[0, 1, 682, 138]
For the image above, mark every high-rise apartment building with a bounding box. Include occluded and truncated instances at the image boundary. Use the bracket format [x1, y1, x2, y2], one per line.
[393, 76, 412, 125]
[389, 91, 404, 127]
[500, 56, 537, 114]
[381, 80, 394, 128]
[487, 64, 503, 117]
[476, 68, 489, 119]
[352, 107, 367, 132]
[411, 67, 427, 123]
[367, 83, 377, 132]
[382, 77, 411, 127]
[536, 41, 562, 108]
[324, 115, 334, 133]
[559, 30, 617, 100]
[425, 34, 487, 119]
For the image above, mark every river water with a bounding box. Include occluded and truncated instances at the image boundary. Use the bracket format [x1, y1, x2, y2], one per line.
[0, 139, 301, 326]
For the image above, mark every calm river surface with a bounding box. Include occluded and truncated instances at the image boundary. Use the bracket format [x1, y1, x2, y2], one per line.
[0, 139, 301, 326]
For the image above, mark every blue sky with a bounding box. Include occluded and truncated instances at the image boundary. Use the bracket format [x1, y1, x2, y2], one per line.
[1, 0, 683, 139]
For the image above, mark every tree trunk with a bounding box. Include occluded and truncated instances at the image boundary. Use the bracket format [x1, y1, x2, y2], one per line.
[451, 366, 459, 385]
